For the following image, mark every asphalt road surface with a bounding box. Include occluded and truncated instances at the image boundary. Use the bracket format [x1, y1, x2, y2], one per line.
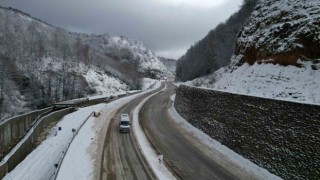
[100, 82, 239, 180]
[100, 83, 164, 180]
[140, 82, 237, 180]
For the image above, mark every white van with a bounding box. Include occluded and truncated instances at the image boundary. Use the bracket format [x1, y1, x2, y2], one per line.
[119, 114, 131, 133]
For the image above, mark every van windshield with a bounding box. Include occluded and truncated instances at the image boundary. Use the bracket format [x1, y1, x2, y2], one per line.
[120, 121, 129, 126]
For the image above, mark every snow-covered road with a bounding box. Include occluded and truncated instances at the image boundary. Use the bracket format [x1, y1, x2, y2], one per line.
[4, 80, 160, 180]
[3, 80, 281, 180]
[140, 82, 281, 179]
[56, 95, 141, 179]
[99, 81, 174, 180]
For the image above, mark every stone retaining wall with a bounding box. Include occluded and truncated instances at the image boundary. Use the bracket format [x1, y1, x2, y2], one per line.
[174, 85, 320, 179]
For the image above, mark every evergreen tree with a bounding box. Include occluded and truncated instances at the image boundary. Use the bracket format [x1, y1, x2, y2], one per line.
[176, 0, 258, 81]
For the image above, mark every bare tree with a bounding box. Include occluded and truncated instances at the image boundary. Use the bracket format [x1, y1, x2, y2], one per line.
[83, 44, 90, 69]
[0, 64, 5, 119]
[74, 37, 83, 65]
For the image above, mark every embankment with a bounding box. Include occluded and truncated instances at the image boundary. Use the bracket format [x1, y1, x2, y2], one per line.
[174, 85, 319, 179]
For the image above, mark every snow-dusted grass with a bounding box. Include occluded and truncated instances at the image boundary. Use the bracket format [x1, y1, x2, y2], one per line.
[192, 61, 320, 105]
[168, 95, 281, 180]
[132, 82, 176, 180]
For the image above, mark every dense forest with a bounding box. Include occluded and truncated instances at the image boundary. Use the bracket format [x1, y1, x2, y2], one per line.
[176, 0, 258, 81]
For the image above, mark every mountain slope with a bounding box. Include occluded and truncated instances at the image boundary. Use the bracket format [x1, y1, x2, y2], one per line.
[190, 0, 320, 105]
[176, 0, 258, 81]
[0, 6, 168, 119]
[233, 0, 320, 66]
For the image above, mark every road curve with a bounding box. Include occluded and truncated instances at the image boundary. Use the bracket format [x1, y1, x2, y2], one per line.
[140, 82, 237, 180]
[100, 83, 165, 180]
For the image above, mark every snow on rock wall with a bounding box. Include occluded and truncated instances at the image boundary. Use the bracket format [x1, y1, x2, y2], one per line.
[174, 85, 320, 179]
[233, 0, 320, 66]
[190, 0, 320, 106]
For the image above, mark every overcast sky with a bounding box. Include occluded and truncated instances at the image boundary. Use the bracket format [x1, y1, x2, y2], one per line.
[0, 0, 242, 59]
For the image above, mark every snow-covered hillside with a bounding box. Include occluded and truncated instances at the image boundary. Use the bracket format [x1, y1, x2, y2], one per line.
[79, 34, 169, 79]
[187, 0, 320, 105]
[191, 61, 320, 105]
[0, 6, 168, 119]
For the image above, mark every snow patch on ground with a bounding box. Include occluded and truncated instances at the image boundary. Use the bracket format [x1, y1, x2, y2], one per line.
[168, 95, 281, 180]
[191, 61, 320, 105]
[84, 68, 129, 96]
[141, 78, 157, 90]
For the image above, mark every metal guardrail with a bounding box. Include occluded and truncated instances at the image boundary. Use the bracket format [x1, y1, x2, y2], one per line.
[51, 112, 94, 180]
[0, 90, 145, 178]
[52, 91, 144, 179]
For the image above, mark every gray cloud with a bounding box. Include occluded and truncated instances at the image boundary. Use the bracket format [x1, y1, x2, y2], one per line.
[0, 0, 242, 58]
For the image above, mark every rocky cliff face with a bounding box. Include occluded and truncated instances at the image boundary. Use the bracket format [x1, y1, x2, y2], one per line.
[234, 0, 320, 66]
[190, 0, 320, 105]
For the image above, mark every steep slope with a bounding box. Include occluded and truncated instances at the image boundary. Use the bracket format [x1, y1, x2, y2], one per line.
[176, 0, 258, 81]
[192, 62, 320, 104]
[233, 0, 320, 66]
[0, 7, 168, 119]
[190, 0, 320, 105]
[79, 34, 168, 79]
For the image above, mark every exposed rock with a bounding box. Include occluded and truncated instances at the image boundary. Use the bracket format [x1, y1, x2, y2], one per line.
[233, 0, 320, 66]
